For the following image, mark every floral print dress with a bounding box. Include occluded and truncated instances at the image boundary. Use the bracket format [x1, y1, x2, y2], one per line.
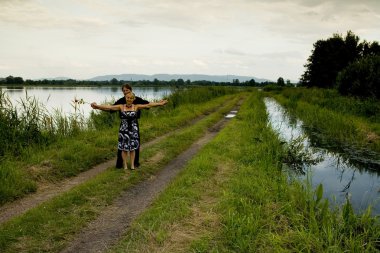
[118, 106, 139, 151]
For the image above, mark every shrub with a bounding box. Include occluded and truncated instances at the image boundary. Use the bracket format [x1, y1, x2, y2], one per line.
[336, 55, 380, 99]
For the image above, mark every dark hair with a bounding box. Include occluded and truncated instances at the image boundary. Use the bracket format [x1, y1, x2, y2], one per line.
[121, 83, 132, 91]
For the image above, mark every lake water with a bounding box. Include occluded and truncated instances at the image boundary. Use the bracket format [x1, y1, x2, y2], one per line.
[1, 86, 172, 117]
[264, 97, 380, 215]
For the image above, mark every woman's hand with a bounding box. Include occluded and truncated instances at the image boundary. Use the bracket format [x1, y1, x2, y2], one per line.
[159, 100, 168, 105]
[91, 102, 98, 109]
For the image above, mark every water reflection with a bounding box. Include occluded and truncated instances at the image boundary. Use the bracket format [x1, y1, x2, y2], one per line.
[2, 86, 172, 118]
[264, 97, 380, 215]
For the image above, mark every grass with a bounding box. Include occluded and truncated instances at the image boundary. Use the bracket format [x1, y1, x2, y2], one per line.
[267, 87, 380, 154]
[109, 91, 380, 252]
[0, 92, 243, 252]
[0, 87, 242, 204]
[1, 87, 379, 252]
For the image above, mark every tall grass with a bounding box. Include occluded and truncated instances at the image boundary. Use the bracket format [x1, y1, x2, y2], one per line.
[166, 86, 239, 109]
[268, 87, 380, 154]
[0, 87, 242, 204]
[0, 91, 94, 204]
[0, 91, 48, 157]
[0, 91, 91, 159]
[280, 87, 380, 122]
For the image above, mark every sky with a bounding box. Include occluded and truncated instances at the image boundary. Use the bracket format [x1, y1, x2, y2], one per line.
[1, 0, 379, 82]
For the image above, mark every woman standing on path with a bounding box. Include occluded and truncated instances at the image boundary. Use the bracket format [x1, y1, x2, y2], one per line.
[91, 93, 168, 170]
[114, 84, 149, 168]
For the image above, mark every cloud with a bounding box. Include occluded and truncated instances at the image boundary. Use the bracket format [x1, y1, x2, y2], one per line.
[215, 48, 249, 56]
[0, 0, 107, 30]
[192, 59, 208, 68]
[0, 64, 11, 71]
[0, 0, 379, 81]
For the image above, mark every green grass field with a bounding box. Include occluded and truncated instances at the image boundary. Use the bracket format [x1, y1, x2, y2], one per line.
[1, 87, 379, 252]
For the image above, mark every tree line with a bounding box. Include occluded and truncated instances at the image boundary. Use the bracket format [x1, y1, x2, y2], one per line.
[0, 75, 287, 87]
[300, 31, 380, 99]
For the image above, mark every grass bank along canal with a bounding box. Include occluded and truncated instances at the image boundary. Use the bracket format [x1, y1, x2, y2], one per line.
[264, 97, 380, 215]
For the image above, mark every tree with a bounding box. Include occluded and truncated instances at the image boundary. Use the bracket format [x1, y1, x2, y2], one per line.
[110, 78, 118, 85]
[361, 41, 380, 57]
[336, 55, 380, 99]
[300, 31, 361, 88]
[5, 75, 15, 84]
[177, 78, 185, 86]
[277, 77, 285, 86]
[5, 75, 24, 84]
[248, 79, 256, 86]
[153, 78, 160, 85]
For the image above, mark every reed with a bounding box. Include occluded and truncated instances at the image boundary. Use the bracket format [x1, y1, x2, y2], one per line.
[280, 87, 380, 122]
[268, 87, 380, 154]
[0, 91, 91, 159]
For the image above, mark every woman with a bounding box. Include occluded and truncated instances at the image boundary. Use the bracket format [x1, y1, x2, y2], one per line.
[91, 93, 168, 170]
[113, 84, 149, 168]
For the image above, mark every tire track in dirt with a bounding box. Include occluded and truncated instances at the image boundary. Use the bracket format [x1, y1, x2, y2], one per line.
[61, 105, 240, 253]
[0, 109, 218, 225]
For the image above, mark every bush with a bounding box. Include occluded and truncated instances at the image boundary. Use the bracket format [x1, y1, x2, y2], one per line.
[336, 55, 380, 99]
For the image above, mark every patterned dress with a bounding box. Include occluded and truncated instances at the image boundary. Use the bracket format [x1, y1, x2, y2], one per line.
[118, 106, 139, 151]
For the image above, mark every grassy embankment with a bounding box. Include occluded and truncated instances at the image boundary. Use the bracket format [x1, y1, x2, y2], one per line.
[0, 88, 244, 252]
[109, 91, 379, 252]
[266, 87, 380, 154]
[0, 87, 240, 205]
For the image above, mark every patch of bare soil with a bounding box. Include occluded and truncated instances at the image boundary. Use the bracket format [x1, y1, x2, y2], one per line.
[61, 106, 241, 253]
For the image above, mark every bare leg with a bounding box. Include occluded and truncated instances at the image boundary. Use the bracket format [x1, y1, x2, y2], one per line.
[130, 150, 136, 170]
[122, 150, 128, 170]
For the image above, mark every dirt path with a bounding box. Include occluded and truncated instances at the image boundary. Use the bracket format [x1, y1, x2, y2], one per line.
[61, 114, 233, 253]
[0, 111, 215, 225]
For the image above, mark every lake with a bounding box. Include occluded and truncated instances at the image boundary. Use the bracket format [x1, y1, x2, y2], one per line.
[1, 86, 172, 117]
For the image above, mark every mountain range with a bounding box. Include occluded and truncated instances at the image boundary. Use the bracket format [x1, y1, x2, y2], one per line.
[87, 74, 271, 83]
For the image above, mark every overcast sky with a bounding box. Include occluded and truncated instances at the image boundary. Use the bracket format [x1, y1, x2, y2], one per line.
[1, 0, 379, 81]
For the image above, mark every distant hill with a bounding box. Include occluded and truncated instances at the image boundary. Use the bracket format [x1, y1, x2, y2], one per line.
[51, 77, 72, 80]
[31, 76, 72, 81]
[88, 74, 271, 83]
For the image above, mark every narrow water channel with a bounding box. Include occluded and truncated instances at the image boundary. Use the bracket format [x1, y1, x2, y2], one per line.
[264, 97, 380, 215]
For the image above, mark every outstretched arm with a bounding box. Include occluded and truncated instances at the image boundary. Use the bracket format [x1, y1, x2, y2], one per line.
[91, 103, 122, 111]
[135, 100, 168, 109]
